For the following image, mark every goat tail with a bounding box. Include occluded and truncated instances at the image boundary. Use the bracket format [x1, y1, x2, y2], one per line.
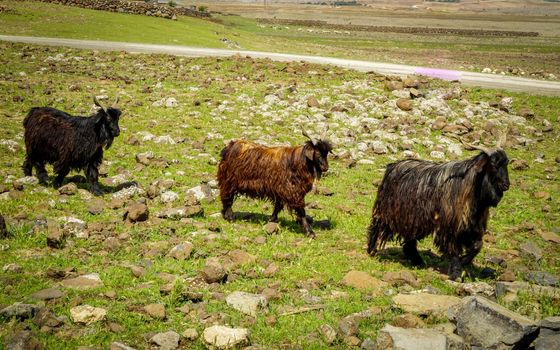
[367, 213, 393, 256]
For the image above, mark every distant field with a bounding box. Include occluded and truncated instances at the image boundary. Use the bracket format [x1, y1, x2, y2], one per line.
[1, 0, 560, 77]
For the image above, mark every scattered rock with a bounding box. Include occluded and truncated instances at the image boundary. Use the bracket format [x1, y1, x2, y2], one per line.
[448, 296, 539, 349]
[536, 317, 560, 350]
[342, 270, 388, 292]
[160, 191, 179, 204]
[70, 305, 107, 325]
[307, 95, 320, 108]
[33, 307, 64, 328]
[524, 271, 559, 287]
[451, 281, 495, 297]
[182, 328, 198, 340]
[30, 288, 64, 301]
[382, 271, 419, 287]
[496, 281, 560, 302]
[87, 198, 105, 215]
[200, 258, 227, 284]
[319, 324, 337, 344]
[519, 241, 543, 261]
[0, 302, 40, 321]
[263, 222, 279, 235]
[376, 324, 449, 350]
[4, 330, 43, 350]
[392, 293, 461, 317]
[61, 273, 104, 289]
[396, 98, 413, 111]
[534, 191, 551, 200]
[202, 325, 250, 349]
[144, 303, 166, 320]
[109, 342, 137, 350]
[391, 313, 426, 328]
[156, 206, 203, 220]
[149, 331, 180, 350]
[539, 230, 560, 244]
[58, 183, 78, 195]
[125, 202, 149, 223]
[46, 226, 65, 249]
[226, 291, 268, 317]
[167, 242, 194, 260]
[511, 159, 529, 170]
[361, 338, 377, 350]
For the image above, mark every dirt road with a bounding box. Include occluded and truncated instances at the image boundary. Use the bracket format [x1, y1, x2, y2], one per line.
[2, 35, 559, 96]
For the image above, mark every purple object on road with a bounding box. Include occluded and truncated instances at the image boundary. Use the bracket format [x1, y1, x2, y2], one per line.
[415, 67, 462, 81]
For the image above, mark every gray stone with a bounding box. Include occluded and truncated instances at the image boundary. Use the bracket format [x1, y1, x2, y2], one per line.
[182, 328, 198, 340]
[30, 287, 64, 300]
[61, 273, 104, 289]
[376, 325, 447, 350]
[541, 316, 560, 330]
[167, 242, 194, 260]
[319, 324, 337, 344]
[4, 330, 42, 350]
[202, 325, 250, 349]
[519, 242, 543, 261]
[87, 198, 105, 215]
[495, 281, 560, 302]
[382, 271, 419, 287]
[361, 338, 377, 350]
[70, 305, 107, 325]
[263, 222, 279, 235]
[149, 331, 180, 350]
[46, 226, 65, 248]
[448, 296, 539, 349]
[58, 183, 78, 195]
[33, 308, 64, 328]
[524, 271, 559, 287]
[125, 202, 149, 222]
[156, 206, 203, 220]
[341, 270, 388, 292]
[392, 293, 461, 317]
[160, 191, 179, 204]
[226, 291, 268, 317]
[0, 302, 40, 321]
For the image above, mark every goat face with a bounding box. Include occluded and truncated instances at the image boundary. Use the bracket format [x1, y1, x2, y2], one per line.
[304, 140, 333, 179]
[105, 108, 121, 137]
[480, 149, 510, 207]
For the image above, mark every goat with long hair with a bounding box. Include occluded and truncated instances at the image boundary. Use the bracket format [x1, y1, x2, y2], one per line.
[23, 96, 121, 195]
[367, 134, 510, 279]
[217, 128, 333, 237]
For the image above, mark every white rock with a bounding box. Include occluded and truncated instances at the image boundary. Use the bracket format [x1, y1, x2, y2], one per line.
[430, 151, 445, 159]
[160, 191, 179, 204]
[226, 291, 268, 316]
[154, 135, 176, 145]
[202, 325, 250, 349]
[149, 331, 180, 350]
[70, 305, 106, 325]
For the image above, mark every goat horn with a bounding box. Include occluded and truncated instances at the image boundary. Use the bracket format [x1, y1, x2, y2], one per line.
[300, 124, 316, 145]
[320, 124, 330, 141]
[496, 129, 508, 149]
[451, 135, 492, 155]
[93, 96, 108, 114]
[111, 95, 120, 109]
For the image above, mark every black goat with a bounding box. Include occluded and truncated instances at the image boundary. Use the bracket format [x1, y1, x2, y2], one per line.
[367, 135, 510, 279]
[22, 97, 121, 195]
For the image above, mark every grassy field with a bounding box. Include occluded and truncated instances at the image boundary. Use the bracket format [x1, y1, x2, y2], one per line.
[1, 0, 560, 78]
[0, 37, 558, 349]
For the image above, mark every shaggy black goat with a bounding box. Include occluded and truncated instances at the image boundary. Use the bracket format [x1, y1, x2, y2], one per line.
[217, 128, 333, 237]
[367, 136, 510, 279]
[22, 97, 121, 196]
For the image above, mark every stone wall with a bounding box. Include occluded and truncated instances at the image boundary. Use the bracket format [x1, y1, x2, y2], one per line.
[30, 0, 210, 20]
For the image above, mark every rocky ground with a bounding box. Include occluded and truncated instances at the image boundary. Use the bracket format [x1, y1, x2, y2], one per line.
[0, 41, 558, 349]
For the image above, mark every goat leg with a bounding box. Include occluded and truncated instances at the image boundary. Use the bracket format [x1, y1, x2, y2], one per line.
[221, 193, 235, 221]
[269, 200, 283, 223]
[53, 167, 69, 188]
[22, 157, 33, 177]
[448, 256, 464, 281]
[403, 239, 424, 266]
[460, 239, 483, 266]
[295, 207, 315, 238]
[85, 164, 102, 196]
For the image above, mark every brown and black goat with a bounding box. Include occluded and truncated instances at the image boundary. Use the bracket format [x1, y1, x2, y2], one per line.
[22, 96, 121, 196]
[217, 129, 333, 237]
[367, 134, 510, 279]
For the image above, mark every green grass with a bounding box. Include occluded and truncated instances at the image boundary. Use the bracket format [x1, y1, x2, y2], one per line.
[0, 40, 558, 348]
[1, 1, 560, 76]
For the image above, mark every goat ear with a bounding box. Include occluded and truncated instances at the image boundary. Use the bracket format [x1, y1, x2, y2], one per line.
[473, 154, 489, 173]
[304, 147, 315, 161]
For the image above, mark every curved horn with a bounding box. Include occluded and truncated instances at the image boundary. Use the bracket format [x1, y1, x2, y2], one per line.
[320, 124, 330, 141]
[111, 95, 120, 109]
[93, 96, 108, 114]
[450, 134, 492, 155]
[301, 124, 316, 145]
[496, 129, 508, 149]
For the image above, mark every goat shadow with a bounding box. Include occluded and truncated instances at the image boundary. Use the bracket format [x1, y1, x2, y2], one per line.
[232, 211, 335, 234]
[376, 247, 497, 280]
[55, 175, 137, 195]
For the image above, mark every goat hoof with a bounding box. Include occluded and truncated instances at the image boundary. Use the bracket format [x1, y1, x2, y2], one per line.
[306, 232, 316, 239]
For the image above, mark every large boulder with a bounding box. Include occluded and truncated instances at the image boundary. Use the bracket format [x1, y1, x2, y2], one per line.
[448, 296, 539, 349]
[535, 317, 560, 350]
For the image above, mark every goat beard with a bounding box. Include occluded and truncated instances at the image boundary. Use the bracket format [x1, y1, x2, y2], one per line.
[314, 165, 323, 180]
